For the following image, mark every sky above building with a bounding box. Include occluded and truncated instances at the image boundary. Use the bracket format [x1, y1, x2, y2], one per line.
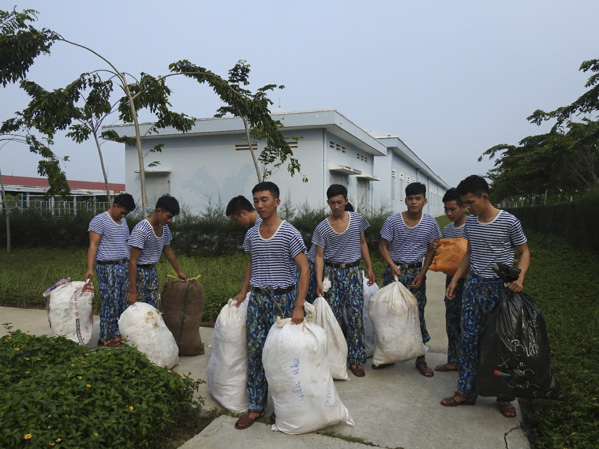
[2, 0, 598, 189]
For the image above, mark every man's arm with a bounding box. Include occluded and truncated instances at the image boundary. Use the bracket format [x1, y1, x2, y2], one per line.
[411, 240, 436, 289]
[85, 231, 101, 281]
[127, 247, 142, 305]
[379, 238, 401, 279]
[291, 252, 309, 324]
[315, 245, 325, 297]
[446, 242, 471, 300]
[508, 242, 530, 292]
[163, 245, 187, 281]
[233, 258, 252, 306]
[360, 233, 375, 286]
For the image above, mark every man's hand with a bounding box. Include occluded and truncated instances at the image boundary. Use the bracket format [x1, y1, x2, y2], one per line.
[291, 304, 304, 324]
[127, 291, 138, 305]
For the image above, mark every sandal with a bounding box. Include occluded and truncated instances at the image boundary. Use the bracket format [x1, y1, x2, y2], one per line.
[415, 358, 434, 377]
[497, 399, 517, 418]
[372, 362, 395, 370]
[434, 363, 458, 372]
[440, 391, 476, 407]
[350, 364, 365, 377]
[269, 412, 276, 424]
[103, 336, 122, 348]
[235, 410, 265, 430]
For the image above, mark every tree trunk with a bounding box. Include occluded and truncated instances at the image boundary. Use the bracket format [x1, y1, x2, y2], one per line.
[0, 167, 11, 253]
[93, 130, 112, 204]
[243, 118, 262, 183]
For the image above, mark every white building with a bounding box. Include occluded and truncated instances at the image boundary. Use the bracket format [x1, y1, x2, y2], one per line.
[109, 109, 448, 216]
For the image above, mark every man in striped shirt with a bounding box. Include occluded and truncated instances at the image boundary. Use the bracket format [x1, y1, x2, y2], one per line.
[441, 175, 530, 419]
[313, 184, 375, 378]
[85, 193, 136, 347]
[232, 182, 309, 430]
[378, 182, 442, 376]
[435, 188, 467, 373]
[226, 195, 261, 228]
[127, 194, 187, 307]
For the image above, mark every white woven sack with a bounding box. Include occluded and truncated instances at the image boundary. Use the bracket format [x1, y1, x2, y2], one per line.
[48, 281, 94, 345]
[262, 303, 354, 434]
[313, 296, 349, 381]
[207, 295, 250, 413]
[118, 302, 179, 369]
[362, 271, 379, 358]
[369, 281, 428, 366]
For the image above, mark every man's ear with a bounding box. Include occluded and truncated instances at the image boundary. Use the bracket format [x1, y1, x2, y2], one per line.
[423, 197, 428, 205]
[275, 198, 281, 207]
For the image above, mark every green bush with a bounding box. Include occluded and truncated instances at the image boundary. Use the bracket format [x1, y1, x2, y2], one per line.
[0, 327, 203, 449]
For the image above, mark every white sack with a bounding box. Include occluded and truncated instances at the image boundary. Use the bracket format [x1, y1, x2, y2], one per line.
[263, 303, 353, 435]
[48, 280, 94, 345]
[362, 271, 379, 358]
[313, 296, 349, 381]
[207, 295, 250, 413]
[118, 302, 179, 369]
[369, 280, 428, 366]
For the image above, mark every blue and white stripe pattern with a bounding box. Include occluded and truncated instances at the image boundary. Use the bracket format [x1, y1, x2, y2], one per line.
[128, 219, 172, 265]
[88, 211, 130, 260]
[312, 212, 369, 263]
[463, 211, 527, 279]
[243, 220, 306, 289]
[380, 213, 441, 263]
[442, 221, 465, 239]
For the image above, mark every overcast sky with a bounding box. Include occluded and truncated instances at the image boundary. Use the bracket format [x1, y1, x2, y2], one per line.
[2, 0, 598, 188]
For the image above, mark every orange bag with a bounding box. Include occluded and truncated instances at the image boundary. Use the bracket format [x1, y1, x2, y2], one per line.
[429, 238, 468, 277]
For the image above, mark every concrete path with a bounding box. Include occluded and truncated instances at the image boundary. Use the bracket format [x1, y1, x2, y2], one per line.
[0, 271, 530, 449]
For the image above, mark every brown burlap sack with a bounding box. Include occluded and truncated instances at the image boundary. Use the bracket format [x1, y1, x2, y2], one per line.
[161, 279, 205, 356]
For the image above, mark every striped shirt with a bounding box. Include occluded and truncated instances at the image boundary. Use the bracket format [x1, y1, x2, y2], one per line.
[312, 211, 369, 263]
[307, 243, 317, 263]
[128, 219, 172, 265]
[243, 220, 306, 289]
[88, 212, 130, 261]
[442, 222, 465, 239]
[463, 210, 527, 279]
[380, 213, 441, 263]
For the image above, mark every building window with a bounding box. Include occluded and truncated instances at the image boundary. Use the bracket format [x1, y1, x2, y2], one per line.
[356, 153, 368, 162]
[391, 170, 396, 178]
[399, 172, 404, 180]
[234, 143, 258, 151]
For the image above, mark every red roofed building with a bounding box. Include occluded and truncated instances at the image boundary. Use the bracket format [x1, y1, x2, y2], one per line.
[1, 175, 126, 214]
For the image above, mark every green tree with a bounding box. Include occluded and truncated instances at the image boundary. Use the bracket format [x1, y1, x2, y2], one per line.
[168, 59, 305, 183]
[481, 59, 599, 203]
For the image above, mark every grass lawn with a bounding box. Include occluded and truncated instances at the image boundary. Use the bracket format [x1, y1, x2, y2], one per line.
[0, 231, 597, 448]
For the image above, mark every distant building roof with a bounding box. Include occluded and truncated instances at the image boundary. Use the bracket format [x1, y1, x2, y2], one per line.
[1, 175, 125, 194]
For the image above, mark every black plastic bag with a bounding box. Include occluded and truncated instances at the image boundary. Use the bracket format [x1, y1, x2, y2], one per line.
[476, 286, 563, 399]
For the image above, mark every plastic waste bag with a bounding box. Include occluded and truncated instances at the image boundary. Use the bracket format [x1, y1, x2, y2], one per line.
[48, 280, 94, 346]
[207, 295, 250, 413]
[263, 302, 354, 434]
[313, 296, 349, 381]
[476, 288, 563, 400]
[369, 280, 427, 366]
[429, 238, 468, 277]
[362, 271, 379, 358]
[118, 302, 179, 369]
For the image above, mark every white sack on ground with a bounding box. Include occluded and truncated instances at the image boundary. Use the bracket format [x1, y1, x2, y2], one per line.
[207, 295, 250, 413]
[48, 280, 94, 345]
[263, 303, 353, 435]
[369, 280, 427, 366]
[118, 302, 179, 369]
[313, 296, 349, 381]
[362, 271, 379, 358]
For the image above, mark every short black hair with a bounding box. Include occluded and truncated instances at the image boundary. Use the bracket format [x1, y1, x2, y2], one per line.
[442, 188, 462, 205]
[326, 184, 348, 199]
[456, 175, 489, 197]
[113, 193, 135, 212]
[226, 195, 254, 216]
[406, 182, 426, 197]
[155, 194, 180, 216]
[345, 202, 354, 212]
[252, 181, 280, 199]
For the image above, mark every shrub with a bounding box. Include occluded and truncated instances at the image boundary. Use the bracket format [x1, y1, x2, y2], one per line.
[0, 328, 203, 449]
